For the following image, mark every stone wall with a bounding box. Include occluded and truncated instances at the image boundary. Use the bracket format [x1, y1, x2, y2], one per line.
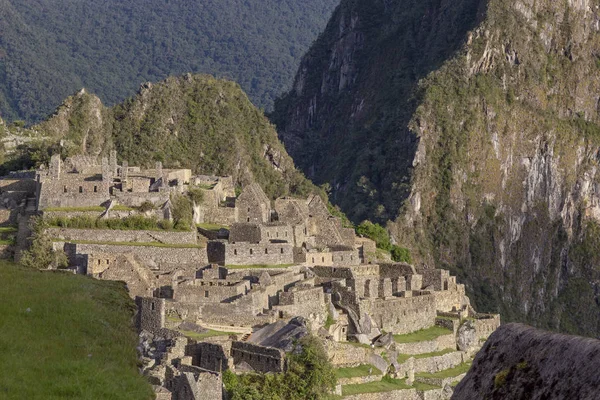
[136, 297, 165, 334]
[186, 342, 230, 373]
[260, 224, 294, 243]
[229, 223, 262, 243]
[273, 286, 327, 330]
[325, 341, 374, 367]
[173, 280, 249, 303]
[47, 228, 198, 245]
[231, 341, 285, 373]
[397, 352, 464, 375]
[433, 287, 467, 312]
[222, 242, 295, 265]
[305, 249, 360, 267]
[473, 314, 501, 339]
[70, 243, 208, 269]
[363, 295, 437, 334]
[394, 334, 457, 355]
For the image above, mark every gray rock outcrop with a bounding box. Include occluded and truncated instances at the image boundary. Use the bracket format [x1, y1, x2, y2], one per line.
[453, 323, 600, 400]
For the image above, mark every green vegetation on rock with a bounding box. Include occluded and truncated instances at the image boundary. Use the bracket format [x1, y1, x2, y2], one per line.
[2, 74, 318, 201]
[0, 261, 153, 399]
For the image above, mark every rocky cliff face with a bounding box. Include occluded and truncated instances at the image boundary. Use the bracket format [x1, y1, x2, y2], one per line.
[5, 74, 315, 199]
[274, 0, 600, 336]
[453, 323, 600, 399]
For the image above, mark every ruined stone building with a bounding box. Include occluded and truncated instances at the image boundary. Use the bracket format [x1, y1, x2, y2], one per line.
[0, 152, 502, 399]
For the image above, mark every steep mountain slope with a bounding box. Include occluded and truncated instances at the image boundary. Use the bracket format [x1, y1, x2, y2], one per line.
[3, 74, 315, 199]
[274, 0, 600, 336]
[0, 0, 338, 122]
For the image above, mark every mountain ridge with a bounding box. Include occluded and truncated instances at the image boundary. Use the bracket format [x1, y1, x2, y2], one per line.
[274, 0, 600, 336]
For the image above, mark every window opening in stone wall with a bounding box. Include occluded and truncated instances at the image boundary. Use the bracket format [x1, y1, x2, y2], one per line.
[94, 186, 97, 193]
[63, 186, 68, 193]
[205, 291, 209, 298]
[247, 218, 250, 222]
[248, 207, 250, 212]
[234, 249, 237, 255]
[280, 248, 284, 254]
[312, 257, 315, 263]
[322, 257, 325, 263]
[79, 186, 83, 193]
[250, 249, 253, 255]
[151, 302, 155, 311]
[276, 232, 279, 238]
[265, 248, 268, 254]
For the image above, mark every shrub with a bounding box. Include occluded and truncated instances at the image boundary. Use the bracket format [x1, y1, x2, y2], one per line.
[138, 201, 155, 213]
[187, 187, 205, 205]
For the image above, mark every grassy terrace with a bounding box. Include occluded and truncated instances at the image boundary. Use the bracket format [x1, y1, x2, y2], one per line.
[342, 377, 439, 396]
[396, 348, 456, 364]
[197, 223, 229, 231]
[225, 264, 295, 269]
[0, 261, 153, 399]
[415, 362, 472, 379]
[53, 239, 205, 249]
[44, 205, 135, 212]
[393, 326, 453, 343]
[335, 364, 382, 379]
[180, 329, 235, 341]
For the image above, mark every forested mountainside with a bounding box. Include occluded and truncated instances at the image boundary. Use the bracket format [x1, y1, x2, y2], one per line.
[274, 0, 600, 337]
[1, 74, 316, 199]
[0, 0, 338, 123]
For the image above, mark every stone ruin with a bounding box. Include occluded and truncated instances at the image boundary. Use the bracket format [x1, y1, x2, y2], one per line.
[0, 152, 501, 399]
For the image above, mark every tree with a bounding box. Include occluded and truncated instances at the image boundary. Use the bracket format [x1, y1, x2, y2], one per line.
[20, 217, 69, 269]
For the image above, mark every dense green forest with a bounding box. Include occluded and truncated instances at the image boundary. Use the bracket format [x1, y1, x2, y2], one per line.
[0, 0, 339, 122]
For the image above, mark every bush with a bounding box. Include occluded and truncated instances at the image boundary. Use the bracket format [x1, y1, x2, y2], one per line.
[137, 201, 155, 213]
[356, 221, 412, 262]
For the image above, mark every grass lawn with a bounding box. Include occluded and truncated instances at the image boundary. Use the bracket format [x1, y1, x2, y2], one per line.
[393, 326, 453, 343]
[225, 264, 295, 269]
[335, 364, 382, 379]
[416, 362, 472, 379]
[342, 377, 412, 396]
[180, 329, 234, 341]
[0, 261, 153, 399]
[342, 376, 441, 396]
[197, 223, 229, 231]
[413, 348, 455, 359]
[54, 239, 205, 249]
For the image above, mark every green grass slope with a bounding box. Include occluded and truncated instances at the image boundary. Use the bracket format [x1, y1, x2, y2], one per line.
[0, 261, 153, 399]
